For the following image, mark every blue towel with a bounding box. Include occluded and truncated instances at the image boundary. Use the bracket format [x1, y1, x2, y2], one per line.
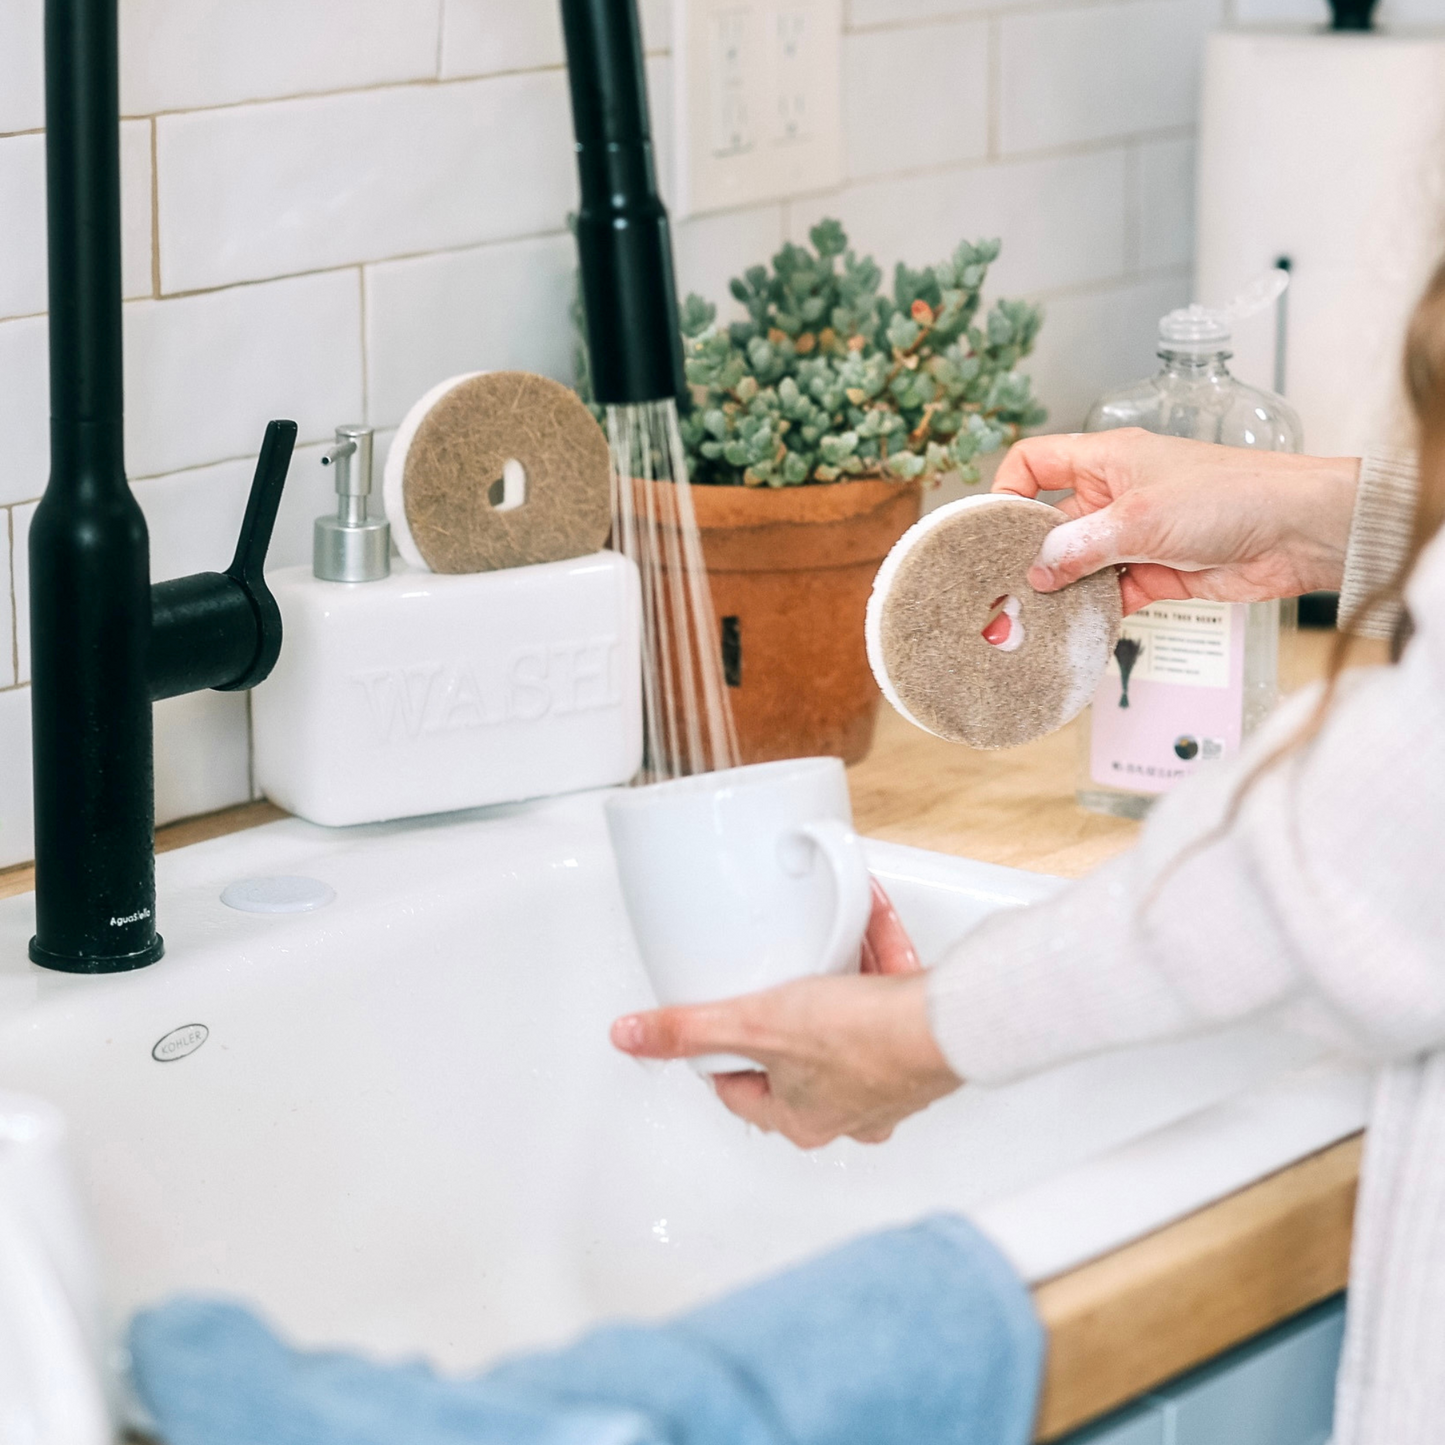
[129, 1215, 1043, 1445]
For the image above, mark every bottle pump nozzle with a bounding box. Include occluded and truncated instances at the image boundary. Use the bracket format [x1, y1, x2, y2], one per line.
[316, 424, 390, 582]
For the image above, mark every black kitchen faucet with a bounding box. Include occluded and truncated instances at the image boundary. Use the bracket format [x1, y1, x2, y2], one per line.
[31, 0, 293, 972]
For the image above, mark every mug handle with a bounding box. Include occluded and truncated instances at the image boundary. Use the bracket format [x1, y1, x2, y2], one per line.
[797, 819, 874, 975]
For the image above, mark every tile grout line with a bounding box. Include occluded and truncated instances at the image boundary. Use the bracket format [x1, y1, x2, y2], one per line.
[27, 47, 583, 140]
[146, 222, 575, 304]
[149, 117, 161, 298]
[118, 60, 573, 125]
[5, 507, 14, 688]
[434, 0, 448, 79]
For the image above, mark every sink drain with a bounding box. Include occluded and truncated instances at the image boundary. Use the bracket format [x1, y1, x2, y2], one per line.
[220, 876, 336, 914]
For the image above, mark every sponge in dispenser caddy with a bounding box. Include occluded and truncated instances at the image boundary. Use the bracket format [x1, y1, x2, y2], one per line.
[866, 495, 1122, 750]
[384, 370, 612, 573]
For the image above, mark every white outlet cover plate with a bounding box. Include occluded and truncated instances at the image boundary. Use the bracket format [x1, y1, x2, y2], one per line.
[673, 0, 843, 218]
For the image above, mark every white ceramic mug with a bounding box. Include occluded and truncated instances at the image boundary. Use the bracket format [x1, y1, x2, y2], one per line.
[604, 757, 874, 1073]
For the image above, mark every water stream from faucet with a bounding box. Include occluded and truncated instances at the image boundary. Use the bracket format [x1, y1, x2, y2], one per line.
[607, 399, 739, 781]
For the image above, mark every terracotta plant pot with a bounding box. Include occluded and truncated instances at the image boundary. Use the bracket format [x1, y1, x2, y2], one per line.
[633, 477, 923, 766]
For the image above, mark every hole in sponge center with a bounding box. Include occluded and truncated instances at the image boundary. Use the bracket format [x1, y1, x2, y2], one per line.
[488, 457, 528, 512]
[982, 595, 1024, 652]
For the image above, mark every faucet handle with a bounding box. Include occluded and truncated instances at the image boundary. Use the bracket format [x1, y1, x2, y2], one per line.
[150, 419, 297, 702]
[227, 418, 296, 593]
[217, 418, 296, 691]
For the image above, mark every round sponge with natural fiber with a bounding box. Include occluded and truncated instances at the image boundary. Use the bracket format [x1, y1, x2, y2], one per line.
[865, 494, 1122, 749]
[384, 370, 611, 574]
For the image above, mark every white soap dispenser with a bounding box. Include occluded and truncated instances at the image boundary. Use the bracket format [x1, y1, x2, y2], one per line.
[252, 424, 643, 826]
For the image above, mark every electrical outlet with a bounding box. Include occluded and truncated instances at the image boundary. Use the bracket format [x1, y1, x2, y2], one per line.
[673, 0, 842, 218]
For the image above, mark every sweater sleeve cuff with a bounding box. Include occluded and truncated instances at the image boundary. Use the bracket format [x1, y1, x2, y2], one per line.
[1338, 451, 1418, 639]
[925, 854, 1197, 1086]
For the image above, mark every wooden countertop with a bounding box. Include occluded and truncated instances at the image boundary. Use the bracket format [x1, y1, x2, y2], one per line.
[0, 629, 1386, 1437]
[850, 627, 1386, 1438]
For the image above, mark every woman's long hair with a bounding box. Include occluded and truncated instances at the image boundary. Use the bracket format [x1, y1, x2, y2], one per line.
[1296, 260, 1445, 710]
[1401, 259, 1445, 561]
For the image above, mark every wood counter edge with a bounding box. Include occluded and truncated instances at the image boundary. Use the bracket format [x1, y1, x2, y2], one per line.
[1033, 1133, 1361, 1439]
[0, 799, 287, 902]
[0, 802, 1363, 1438]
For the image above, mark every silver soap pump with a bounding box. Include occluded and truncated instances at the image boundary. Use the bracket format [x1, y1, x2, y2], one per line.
[316, 424, 390, 581]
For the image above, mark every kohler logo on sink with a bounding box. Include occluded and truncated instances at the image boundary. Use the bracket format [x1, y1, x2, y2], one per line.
[152, 1024, 209, 1062]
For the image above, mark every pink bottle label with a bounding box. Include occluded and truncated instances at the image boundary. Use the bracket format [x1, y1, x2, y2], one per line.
[1089, 601, 1245, 795]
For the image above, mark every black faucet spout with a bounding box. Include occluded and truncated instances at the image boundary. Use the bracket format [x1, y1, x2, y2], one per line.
[32, 0, 294, 973]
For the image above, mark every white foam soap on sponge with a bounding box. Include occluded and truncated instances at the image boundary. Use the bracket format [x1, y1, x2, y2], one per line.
[865, 494, 1122, 750]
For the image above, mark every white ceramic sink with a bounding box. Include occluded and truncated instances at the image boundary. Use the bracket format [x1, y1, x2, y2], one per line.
[0, 792, 1366, 1371]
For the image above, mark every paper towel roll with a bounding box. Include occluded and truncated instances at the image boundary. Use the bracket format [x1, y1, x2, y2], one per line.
[1196, 27, 1445, 455]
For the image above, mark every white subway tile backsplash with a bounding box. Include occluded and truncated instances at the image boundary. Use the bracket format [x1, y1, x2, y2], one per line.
[156, 72, 576, 293]
[674, 205, 786, 315]
[0, 0, 43, 136]
[124, 270, 363, 479]
[647, 54, 675, 209]
[136, 464, 251, 583]
[441, 0, 564, 77]
[999, 0, 1221, 156]
[790, 147, 1129, 297]
[1138, 138, 1195, 274]
[12, 502, 35, 686]
[0, 123, 153, 320]
[0, 510, 13, 689]
[154, 690, 252, 825]
[639, 0, 672, 51]
[120, 0, 444, 116]
[271, 441, 355, 569]
[365, 232, 577, 429]
[843, 20, 988, 180]
[120, 119, 154, 299]
[0, 686, 34, 869]
[1025, 272, 1190, 430]
[134, 439, 334, 585]
[0, 316, 49, 507]
[0, 136, 46, 320]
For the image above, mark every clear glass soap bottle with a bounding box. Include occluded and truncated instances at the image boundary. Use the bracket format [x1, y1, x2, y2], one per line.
[1078, 279, 1302, 819]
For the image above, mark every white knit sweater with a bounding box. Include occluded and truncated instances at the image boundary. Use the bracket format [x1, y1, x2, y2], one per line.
[927, 454, 1436, 1444]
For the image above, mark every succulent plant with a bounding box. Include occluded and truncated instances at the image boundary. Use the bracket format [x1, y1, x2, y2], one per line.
[577, 218, 1046, 487]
